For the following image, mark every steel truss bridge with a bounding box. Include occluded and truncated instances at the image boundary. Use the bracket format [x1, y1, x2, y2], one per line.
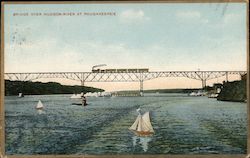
[4, 71, 247, 94]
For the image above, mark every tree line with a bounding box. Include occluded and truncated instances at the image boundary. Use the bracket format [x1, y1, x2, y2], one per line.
[5, 80, 104, 96]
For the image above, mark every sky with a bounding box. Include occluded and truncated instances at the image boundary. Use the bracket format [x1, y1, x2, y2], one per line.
[4, 3, 247, 91]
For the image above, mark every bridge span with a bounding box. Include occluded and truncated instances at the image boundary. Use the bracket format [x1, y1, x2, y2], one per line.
[4, 71, 246, 94]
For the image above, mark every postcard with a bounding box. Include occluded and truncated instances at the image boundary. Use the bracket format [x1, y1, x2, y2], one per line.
[1, 1, 248, 158]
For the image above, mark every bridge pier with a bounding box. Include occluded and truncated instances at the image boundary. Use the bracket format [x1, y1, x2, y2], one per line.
[81, 80, 85, 86]
[139, 80, 144, 96]
[202, 79, 206, 89]
[80, 80, 85, 95]
[226, 72, 228, 82]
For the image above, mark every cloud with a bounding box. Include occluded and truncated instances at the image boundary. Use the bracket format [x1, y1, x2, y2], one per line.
[4, 39, 145, 72]
[5, 36, 246, 73]
[119, 9, 150, 23]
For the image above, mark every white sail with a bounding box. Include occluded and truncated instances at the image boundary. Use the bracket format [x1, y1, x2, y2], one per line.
[137, 115, 142, 132]
[140, 119, 150, 131]
[129, 115, 140, 131]
[18, 93, 23, 97]
[142, 112, 154, 133]
[129, 110, 154, 135]
[136, 108, 141, 113]
[36, 100, 44, 109]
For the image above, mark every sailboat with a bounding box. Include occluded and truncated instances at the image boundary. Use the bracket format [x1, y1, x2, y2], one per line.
[36, 100, 44, 110]
[129, 109, 154, 136]
[18, 93, 24, 98]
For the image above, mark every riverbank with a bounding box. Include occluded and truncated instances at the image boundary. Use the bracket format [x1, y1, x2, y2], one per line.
[119, 88, 202, 94]
[217, 80, 246, 102]
[5, 80, 104, 96]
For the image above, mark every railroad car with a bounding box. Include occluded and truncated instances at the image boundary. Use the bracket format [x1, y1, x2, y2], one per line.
[92, 68, 149, 73]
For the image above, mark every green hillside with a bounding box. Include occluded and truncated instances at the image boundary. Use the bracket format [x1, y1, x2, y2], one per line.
[5, 80, 104, 96]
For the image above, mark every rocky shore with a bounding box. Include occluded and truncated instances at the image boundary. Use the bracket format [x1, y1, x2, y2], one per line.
[217, 79, 246, 102]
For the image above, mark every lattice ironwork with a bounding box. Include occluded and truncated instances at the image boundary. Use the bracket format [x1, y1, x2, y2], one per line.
[4, 71, 246, 92]
[4, 71, 246, 83]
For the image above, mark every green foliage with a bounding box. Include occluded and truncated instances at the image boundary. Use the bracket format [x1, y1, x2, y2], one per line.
[217, 80, 246, 102]
[204, 83, 223, 92]
[5, 80, 104, 96]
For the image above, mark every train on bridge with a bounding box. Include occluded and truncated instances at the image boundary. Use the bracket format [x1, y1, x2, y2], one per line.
[91, 64, 149, 73]
[92, 68, 149, 73]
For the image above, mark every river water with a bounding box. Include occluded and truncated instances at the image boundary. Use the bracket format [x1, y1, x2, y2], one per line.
[5, 93, 247, 155]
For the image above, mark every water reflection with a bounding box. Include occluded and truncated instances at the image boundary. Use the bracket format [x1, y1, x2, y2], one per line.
[37, 109, 46, 115]
[132, 135, 152, 152]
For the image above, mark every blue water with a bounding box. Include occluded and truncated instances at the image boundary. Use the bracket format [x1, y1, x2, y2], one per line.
[5, 94, 247, 155]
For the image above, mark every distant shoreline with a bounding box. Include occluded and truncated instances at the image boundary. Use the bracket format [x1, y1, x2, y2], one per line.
[4, 80, 104, 96]
[118, 88, 202, 94]
[5, 79, 246, 103]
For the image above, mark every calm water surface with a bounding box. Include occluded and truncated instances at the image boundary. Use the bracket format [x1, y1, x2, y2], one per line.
[5, 93, 247, 154]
